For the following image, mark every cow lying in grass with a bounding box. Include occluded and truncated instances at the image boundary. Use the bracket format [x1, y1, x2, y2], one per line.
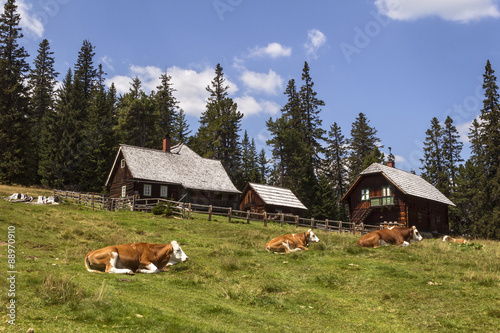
[357, 226, 423, 248]
[442, 235, 469, 244]
[85, 241, 188, 274]
[265, 229, 320, 254]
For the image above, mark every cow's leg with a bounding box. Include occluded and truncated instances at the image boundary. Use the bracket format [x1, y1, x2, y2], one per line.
[401, 241, 410, 246]
[378, 239, 388, 246]
[106, 252, 135, 274]
[136, 262, 160, 274]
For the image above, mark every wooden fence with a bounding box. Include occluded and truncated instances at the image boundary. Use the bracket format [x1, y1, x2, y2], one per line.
[53, 190, 387, 234]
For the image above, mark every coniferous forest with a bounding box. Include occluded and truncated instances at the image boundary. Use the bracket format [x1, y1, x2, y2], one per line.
[1, 0, 498, 239]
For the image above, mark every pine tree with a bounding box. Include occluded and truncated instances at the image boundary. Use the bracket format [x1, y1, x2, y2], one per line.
[154, 68, 179, 139]
[28, 39, 58, 184]
[172, 109, 191, 144]
[299, 61, 326, 169]
[38, 69, 74, 188]
[79, 64, 117, 191]
[347, 113, 381, 184]
[420, 117, 448, 195]
[115, 77, 155, 147]
[192, 64, 243, 180]
[257, 148, 268, 184]
[324, 122, 348, 221]
[442, 116, 463, 191]
[0, 0, 31, 184]
[470, 60, 500, 239]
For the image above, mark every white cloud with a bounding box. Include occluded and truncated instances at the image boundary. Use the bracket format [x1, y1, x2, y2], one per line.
[100, 56, 114, 71]
[240, 68, 283, 95]
[106, 65, 238, 117]
[234, 95, 280, 117]
[249, 42, 292, 58]
[9, 0, 44, 38]
[304, 29, 327, 58]
[375, 0, 500, 23]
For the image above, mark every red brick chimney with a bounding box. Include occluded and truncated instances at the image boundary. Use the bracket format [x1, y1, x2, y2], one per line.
[163, 135, 171, 153]
[387, 147, 395, 168]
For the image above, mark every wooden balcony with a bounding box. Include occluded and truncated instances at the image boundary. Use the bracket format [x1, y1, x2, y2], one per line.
[370, 196, 396, 207]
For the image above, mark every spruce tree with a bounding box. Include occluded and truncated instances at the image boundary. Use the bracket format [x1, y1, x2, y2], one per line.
[192, 64, 242, 180]
[0, 0, 31, 184]
[172, 109, 191, 144]
[79, 64, 117, 191]
[115, 77, 155, 147]
[324, 122, 348, 221]
[442, 116, 463, 190]
[257, 148, 268, 184]
[420, 117, 448, 196]
[28, 39, 58, 184]
[347, 113, 381, 183]
[154, 68, 179, 139]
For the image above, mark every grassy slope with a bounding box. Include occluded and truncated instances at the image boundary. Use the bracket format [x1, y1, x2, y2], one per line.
[0, 185, 499, 332]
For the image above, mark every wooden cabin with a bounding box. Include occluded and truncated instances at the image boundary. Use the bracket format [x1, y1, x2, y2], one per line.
[341, 162, 455, 235]
[239, 183, 307, 215]
[105, 138, 241, 209]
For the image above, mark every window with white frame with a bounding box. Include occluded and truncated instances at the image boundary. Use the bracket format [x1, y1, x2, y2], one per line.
[361, 188, 370, 201]
[121, 159, 126, 168]
[160, 186, 168, 198]
[382, 185, 391, 197]
[144, 184, 152, 196]
[121, 185, 126, 197]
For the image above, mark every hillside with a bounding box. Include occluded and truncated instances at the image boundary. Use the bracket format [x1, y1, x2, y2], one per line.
[0, 185, 499, 332]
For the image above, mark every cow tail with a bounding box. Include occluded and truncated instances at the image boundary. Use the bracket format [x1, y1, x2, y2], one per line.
[265, 242, 271, 252]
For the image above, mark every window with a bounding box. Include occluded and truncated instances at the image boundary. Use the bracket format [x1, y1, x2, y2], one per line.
[361, 188, 370, 201]
[160, 186, 168, 198]
[144, 184, 152, 196]
[121, 185, 127, 197]
[121, 159, 126, 168]
[382, 185, 391, 197]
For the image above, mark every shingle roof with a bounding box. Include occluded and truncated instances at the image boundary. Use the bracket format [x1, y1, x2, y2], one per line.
[358, 163, 455, 206]
[106, 143, 240, 193]
[247, 183, 307, 210]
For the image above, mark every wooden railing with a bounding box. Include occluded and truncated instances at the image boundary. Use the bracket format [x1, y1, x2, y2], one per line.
[53, 190, 383, 234]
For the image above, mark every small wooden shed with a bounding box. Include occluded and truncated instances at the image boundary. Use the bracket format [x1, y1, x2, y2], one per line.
[105, 139, 241, 209]
[239, 183, 307, 215]
[341, 162, 455, 235]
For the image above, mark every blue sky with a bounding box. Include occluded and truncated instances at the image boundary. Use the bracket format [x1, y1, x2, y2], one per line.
[10, 0, 500, 172]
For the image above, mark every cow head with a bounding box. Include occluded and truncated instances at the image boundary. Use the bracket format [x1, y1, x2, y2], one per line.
[442, 235, 450, 242]
[307, 229, 320, 243]
[410, 226, 423, 241]
[166, 241, 189, 266]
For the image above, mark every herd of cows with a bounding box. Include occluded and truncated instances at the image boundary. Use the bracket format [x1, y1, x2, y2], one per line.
[84, 226, 466, 274]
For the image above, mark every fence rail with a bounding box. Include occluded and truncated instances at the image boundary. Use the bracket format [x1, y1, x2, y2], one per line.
[53, 189, 386, 235]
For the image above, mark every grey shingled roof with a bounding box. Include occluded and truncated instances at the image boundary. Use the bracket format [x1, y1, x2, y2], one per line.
[360, 163, 455, 206]
[106, 143, 240, 193]
[248, 183, 307, 210]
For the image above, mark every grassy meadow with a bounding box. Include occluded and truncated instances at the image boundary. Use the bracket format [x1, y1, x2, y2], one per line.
[0, 184, 499, 332]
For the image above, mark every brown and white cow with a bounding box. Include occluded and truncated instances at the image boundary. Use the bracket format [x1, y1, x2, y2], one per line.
[265, 229, 320, 254]
[85, 241, 188, 274]
[357, 226, 423, 248]
[442, 235, 469, 244]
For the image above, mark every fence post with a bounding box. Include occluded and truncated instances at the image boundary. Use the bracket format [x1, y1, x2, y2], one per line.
[228, 207, 232, 223]
[246, 210, 250, 224]
[187, 203, 191, 219]
[91, 193, 95, 211]
[325, 219, 329, 231]
[339, 220, 343, 233]
[263, 212, 267, 227]
[208, 205, 212, 221]
[295, 215, 299, 229]
[131, 195, 136, 211]
[311, 217, 314, 228]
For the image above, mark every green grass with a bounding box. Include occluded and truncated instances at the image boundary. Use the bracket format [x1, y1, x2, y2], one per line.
[1, 185, 499, 332]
